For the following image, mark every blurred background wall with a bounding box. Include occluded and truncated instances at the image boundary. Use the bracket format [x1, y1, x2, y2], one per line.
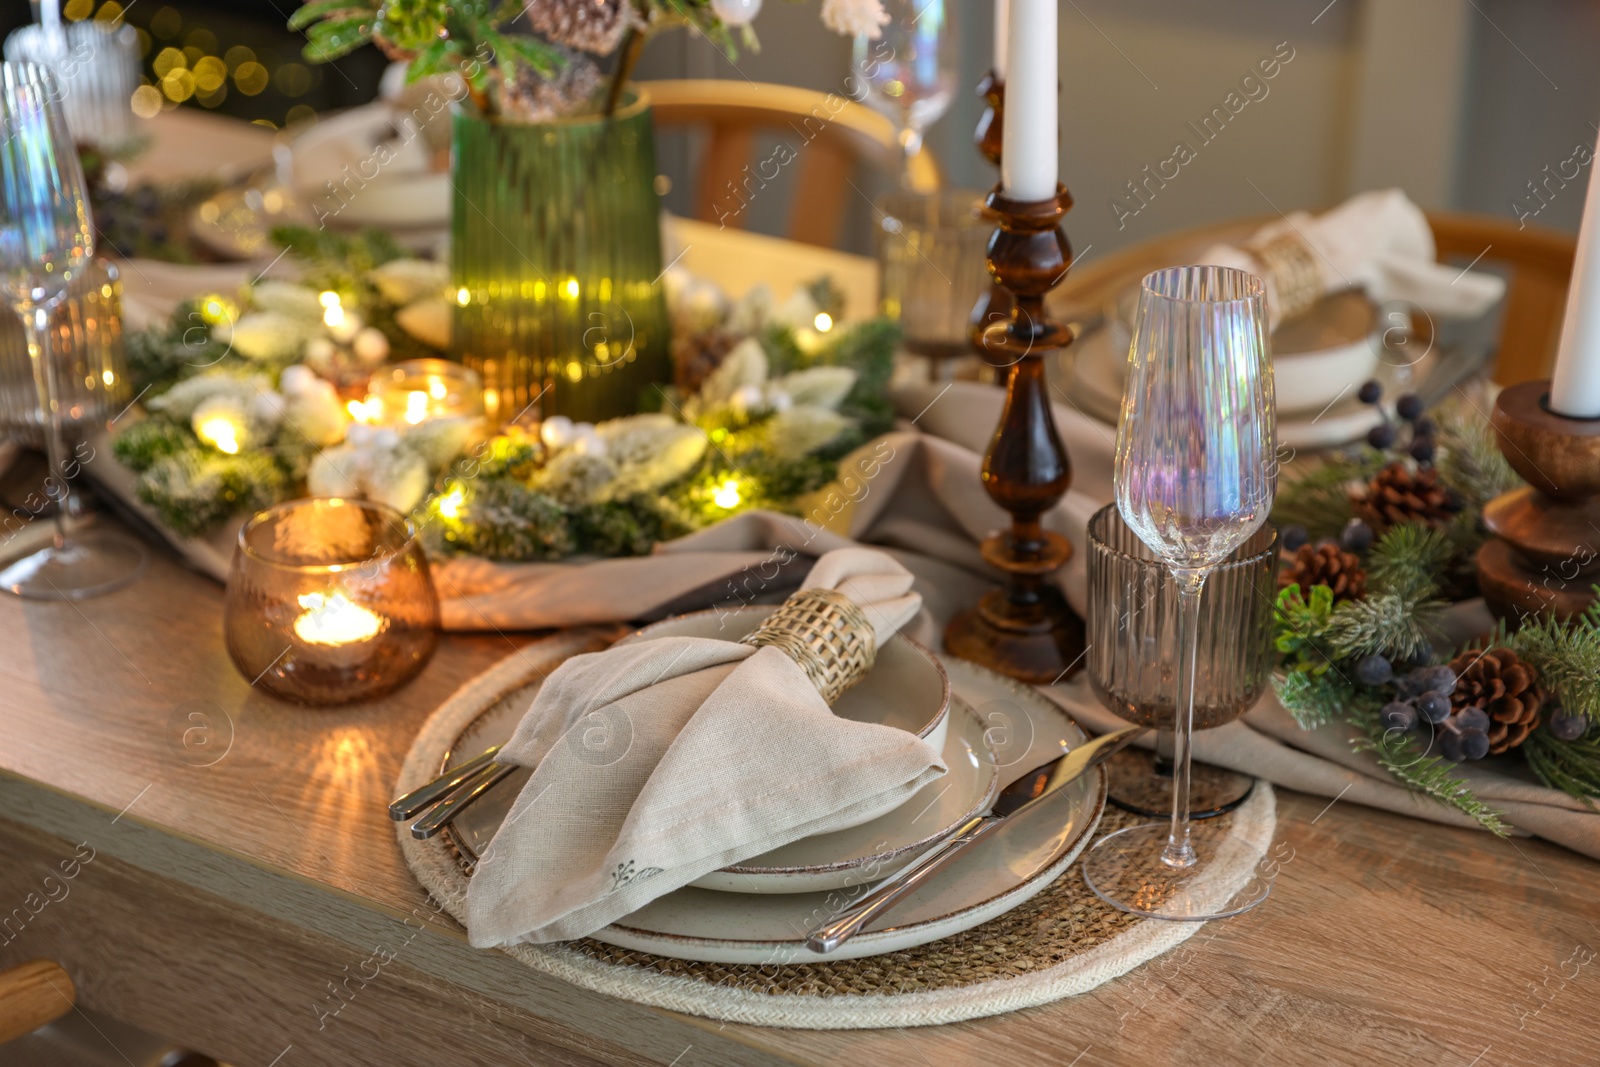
[1, 0, 1596, 259]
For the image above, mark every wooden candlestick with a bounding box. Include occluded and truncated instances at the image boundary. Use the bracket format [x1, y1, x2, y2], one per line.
[1477, 379, 1600, 623]
[944, 183, 1087, 683]
[969, 72, 1012, 373]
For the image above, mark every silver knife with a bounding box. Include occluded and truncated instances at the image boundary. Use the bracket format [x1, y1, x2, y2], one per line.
[805, 725, 1145, 954]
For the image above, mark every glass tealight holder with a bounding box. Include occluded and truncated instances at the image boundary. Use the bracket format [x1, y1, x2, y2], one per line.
[4, 21, 141, 152]
[1085, 504, 1278, 819]
[876, 188, 993, 379]
[362, 358, 485, 429]
[0, 257, 128, 447]
[224, 498, 440, 706]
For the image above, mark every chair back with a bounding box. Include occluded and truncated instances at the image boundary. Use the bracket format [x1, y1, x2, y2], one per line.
[640, 79, 941, 248]
[0, 960, 74, 1046]
[1426, 211, 1577, 386]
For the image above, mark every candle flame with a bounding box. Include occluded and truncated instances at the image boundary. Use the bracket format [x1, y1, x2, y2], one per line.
[404, 390, 429, 424]
[294, 591, 384, 646]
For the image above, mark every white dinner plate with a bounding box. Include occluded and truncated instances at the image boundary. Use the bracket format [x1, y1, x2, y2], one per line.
[447, 656, 1105, 964]
[698, 697, 996, 893]
[290, 105, 451, 231]
[1061, 322, 1382, 452]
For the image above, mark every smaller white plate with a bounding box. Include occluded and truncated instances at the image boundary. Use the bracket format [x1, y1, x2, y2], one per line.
[694, 696, 998, 893]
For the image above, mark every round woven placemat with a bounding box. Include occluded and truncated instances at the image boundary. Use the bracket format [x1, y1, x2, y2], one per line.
[397, 634, 1277, 1029]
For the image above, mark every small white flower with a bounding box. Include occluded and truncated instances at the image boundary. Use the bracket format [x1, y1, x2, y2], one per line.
[766, 388, 793, 412]
[696, 337, 769, 412]
[395, 298, 452, 350]
[370, 259, 449, 306]
[539, 415, 575, 450]
[572, 425, 608, 457]
[711, 0, 762, 26]
[821, 0, 888, 38]
[776, 287, 821, 332]
[774, 366, 857, 411]
[303, 337, 338, 373]
[247, 389, 286, 430]
[282, 371, 348, 448]
[224, 311, 316, 363]
[536, 449, 618, 506]
[352, 327, 390, 367]
[730, 383, 766, 416]
[249, 281, 324, 322]
[766, 405, 851, 458]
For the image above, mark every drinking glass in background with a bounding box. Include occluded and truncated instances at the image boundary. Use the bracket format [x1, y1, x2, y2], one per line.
[851, 0, 958, 185]
[4, 18, 141, 153]
[1083, 265, 1276, 922]
[0, 62, 144, 599]
[876, 188, 992, 379]
[1086, 504, 1278, 821]
[0, 257, 129, 448]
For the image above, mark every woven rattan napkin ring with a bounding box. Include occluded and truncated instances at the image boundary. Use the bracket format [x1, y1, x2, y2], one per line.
[739, 588, 876, 705]
[1243, 231, 1320, 322]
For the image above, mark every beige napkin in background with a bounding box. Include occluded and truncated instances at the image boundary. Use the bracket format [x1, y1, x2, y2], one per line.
[462, 547, 946, 947]
[1199, 188, 1505, 327]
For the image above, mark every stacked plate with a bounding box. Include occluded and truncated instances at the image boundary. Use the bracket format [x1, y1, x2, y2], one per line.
[1063, 288, 1399, 451]
[439, 606, 1108, 964]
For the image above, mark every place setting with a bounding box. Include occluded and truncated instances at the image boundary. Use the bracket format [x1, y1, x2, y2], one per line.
[4, 0, 1600, 1060]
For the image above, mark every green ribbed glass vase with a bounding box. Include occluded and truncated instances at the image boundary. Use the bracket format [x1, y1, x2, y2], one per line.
[450, 94, 670, 427]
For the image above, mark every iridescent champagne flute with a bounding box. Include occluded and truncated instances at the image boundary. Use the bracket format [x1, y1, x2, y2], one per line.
[851, 0, 959, 186]
[1086, 504, 1278, 820]
[0, 62, 143, 598]
[1082, 265, 1276, 921]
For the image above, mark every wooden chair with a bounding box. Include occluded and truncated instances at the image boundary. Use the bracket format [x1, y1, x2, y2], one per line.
[1424, 211, 1577, 386]
[0, 959, 74, 1046]
[639, 79, 941, 249]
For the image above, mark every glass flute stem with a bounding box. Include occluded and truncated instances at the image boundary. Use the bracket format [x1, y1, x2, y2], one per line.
[21, 302, 70, 551]
[1164, 568, 1208, 869]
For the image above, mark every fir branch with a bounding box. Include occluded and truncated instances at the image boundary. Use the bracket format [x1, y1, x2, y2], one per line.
[1504, 606, 1600, 723]
[1324, 591, 1442, 663]
[1436, 410, 1518, 511]
[1273, 669, 1358, 730]
[1523, 727, 1600, 805]
[1348, 710, 1511, 835]
[1270, 450, 1384, 540]
[1366, 523, 1451, 600]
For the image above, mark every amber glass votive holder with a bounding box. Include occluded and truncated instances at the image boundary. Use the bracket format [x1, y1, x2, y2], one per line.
[224, 498, 440, 705]
[364, 358, 485, 429]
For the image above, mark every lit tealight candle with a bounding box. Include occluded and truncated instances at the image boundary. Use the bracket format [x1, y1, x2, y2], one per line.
[294, 591, 385, 647]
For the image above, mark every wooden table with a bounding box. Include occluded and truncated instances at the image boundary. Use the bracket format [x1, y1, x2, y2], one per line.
[3, 117, 1598, 1067]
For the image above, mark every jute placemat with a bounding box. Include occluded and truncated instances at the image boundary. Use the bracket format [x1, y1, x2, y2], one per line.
[396, 633, 1277, 1029]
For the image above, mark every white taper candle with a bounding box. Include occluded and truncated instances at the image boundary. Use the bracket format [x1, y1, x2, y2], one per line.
[1000, 0, 1057, 202]
[1551, 164, 1600, 419]
[993, 0, 1011, 80]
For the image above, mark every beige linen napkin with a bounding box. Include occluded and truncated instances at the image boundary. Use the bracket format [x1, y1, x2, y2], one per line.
[1199, 188, 1505, 326]
[462, 547, 946, 946]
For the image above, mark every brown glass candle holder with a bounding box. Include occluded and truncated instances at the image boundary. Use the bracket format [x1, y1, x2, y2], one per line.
[1477, 379, 1600, 623]
[944, 183, 1087, 683]
[224, 498, 440, 705]
[968, 72, 1011, 364]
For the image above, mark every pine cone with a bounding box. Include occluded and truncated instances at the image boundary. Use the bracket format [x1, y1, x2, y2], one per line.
[1448, 647, 1546, 754]
[524, 0, 634, 55]
[1354, 461, 1458, 532]
[672, 327, 740, 397]
[1279, 543, 1366, 602]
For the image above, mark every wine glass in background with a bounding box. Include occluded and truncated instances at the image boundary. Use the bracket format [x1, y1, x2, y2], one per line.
[1082, 265, 1277, 921]
[0, 62, 144, 598]
[852, 0, 958, 186]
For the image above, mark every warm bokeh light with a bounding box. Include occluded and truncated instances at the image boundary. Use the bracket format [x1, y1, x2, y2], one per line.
[197, 415, 240, 454]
